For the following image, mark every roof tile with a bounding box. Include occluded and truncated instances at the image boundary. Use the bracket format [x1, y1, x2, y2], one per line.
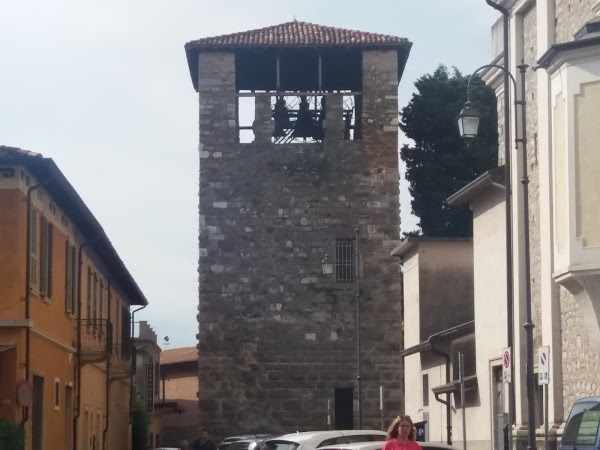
[186, 21, 409, 49]
[161, 346, 198, 365]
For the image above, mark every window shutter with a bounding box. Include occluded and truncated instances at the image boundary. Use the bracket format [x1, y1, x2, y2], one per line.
[65, 242, 73, 314]
[99, 280, 104, 320]
[93, 274, 98, 323]
[87, 268, 92, 320]
[39, 216, 48, 296]
[47, 223, 53, 298]
[71, 246, 77, 315]
[29, 208, 38, 288]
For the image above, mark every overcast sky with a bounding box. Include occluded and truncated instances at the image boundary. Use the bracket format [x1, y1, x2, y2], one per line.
[0, 1, 498, 348]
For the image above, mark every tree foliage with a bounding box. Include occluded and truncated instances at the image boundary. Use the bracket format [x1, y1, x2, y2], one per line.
[0, 419, 25, 450]
[132, 391, 149, 450]
[400, 65, 498, 237]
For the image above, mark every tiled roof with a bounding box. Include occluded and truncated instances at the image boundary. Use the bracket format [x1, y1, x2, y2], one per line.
[161, 346, 198, 365]
[0, 145, 42, 158]
[185, 21, 409, 49]
[0, 144, 148, 306]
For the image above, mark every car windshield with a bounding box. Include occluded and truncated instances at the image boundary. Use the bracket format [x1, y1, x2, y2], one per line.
[562, 401, 600, 446]
[228, 442, 251, 450]
[263, 440, 301, 450]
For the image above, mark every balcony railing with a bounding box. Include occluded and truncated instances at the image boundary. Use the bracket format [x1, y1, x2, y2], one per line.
[78, 319, 111, 363]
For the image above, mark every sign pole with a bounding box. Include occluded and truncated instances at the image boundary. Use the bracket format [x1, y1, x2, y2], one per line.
[502, 348, 512, 450]
[380, 385, 384, 431]
[538, 346, 550, 450]
[459, 351, 467, 450]
[544, 384, 548, 450]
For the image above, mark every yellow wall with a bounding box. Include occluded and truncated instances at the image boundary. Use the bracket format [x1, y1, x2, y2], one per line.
[0, 166, 135, 450]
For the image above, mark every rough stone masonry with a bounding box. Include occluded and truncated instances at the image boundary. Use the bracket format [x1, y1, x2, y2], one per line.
[190, 34, 407, 437]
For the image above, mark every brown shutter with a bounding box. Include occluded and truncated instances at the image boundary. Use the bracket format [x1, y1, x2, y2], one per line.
[30, 208, 39, 288]
[47, 223, 53, 298]
[39, 215, 48, 296]
[65, 242, 73, 314]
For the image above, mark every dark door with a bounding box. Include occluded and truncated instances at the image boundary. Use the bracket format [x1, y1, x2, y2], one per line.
[32, 375, 44, 450]
[335, 388, 354, 430]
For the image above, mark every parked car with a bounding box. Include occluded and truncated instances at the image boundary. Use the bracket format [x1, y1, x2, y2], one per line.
[227, 435, 281, 450]
[263, 430, 387, 450]
[561, 396, 600, 450]
[220, 435, 278, 450]
[319, 440, 460, 450]
[319, 441, 386, 450]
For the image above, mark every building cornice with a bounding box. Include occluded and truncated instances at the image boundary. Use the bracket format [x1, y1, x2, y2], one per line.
[446, 166, 506, 207]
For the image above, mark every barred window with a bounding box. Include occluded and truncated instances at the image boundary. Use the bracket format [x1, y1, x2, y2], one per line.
[335, 238, 356, 283]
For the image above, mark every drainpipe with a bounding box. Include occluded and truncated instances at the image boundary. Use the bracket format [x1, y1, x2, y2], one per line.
[430, 342, 452, 445]
[129, 304, 147, 424]
[22, 176, 54, 425]
[102, 282, 113, 450]
[73, 241, 89, 448]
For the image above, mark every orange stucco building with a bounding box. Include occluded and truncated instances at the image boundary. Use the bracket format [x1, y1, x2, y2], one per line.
[0, 145, 149, 450]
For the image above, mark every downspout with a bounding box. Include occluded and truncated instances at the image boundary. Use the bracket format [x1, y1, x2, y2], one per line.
[102, 282, 113, 450]
[129, 304, 147, 424]
[73, 241, 90, 448]
[22, 176, 54, 425]
[430, 342, 452, 445]
[485, 0, 516, 431]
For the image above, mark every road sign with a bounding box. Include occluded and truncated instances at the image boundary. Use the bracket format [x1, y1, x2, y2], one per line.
[538, 346, 550, 385]
[502, 347, 512, 383]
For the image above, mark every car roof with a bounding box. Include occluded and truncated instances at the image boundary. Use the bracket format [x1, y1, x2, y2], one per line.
[272, 431, 385, 440]
[573, 396, 600, 404]
[267, 430, 386, 446]
[318, 441, 386, 450]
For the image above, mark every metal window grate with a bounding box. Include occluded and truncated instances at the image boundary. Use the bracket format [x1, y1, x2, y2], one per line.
[335, 238, 355, 283]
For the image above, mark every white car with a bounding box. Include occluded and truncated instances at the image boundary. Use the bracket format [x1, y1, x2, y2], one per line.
[319, 441, 386, 450]
[263, 430, 387, 450]
[319, 441, 460, 450]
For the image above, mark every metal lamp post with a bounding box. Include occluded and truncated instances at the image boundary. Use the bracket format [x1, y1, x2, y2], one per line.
[458, 63, 536, 450]
[322, 228, 362, 429]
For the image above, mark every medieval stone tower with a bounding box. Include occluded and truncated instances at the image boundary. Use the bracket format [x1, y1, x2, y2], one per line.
[185, 21, 411, 436]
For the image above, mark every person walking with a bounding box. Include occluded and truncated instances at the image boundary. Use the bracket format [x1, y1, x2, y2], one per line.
[192, 428, 216, 450]
[382, 415, 422, 450]
[180, 440, 191, 450]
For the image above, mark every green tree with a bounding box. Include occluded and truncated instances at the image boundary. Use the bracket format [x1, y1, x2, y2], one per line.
[0, 419, 25, 450]
[400, 65, 498, 237]
[132, 391, 149, 450]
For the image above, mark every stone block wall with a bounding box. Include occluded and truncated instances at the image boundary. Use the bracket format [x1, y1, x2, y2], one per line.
[196, 50, 403, 438]
[555, 0, 598, 43]
[515, 0, 600, 424]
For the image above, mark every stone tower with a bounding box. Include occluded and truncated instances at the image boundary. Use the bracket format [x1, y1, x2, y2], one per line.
[185, 21, 411, 436]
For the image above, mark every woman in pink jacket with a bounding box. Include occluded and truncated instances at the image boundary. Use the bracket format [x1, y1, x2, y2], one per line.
[382, 415, 422, 450]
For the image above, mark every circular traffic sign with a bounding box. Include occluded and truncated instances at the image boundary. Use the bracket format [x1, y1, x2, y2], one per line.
[17, 380, 32, 407]
[503, 350, 510, 368]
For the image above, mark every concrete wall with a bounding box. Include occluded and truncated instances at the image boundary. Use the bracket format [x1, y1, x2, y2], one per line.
[196, 49, 403, 437]
[161, 364, 199, 447]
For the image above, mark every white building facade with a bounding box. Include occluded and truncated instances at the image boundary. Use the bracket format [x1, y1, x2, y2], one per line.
[399, 2, 600, 450]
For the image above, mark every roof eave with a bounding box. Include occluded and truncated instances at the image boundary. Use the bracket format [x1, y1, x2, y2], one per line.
[399, 320, 475, 358]
[185, 41, 413, 92]
[446, 166, 506, 207]
[537, 35, 600, 69]
[1, 155, 149, 306]
[391, 236, 472, 258]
